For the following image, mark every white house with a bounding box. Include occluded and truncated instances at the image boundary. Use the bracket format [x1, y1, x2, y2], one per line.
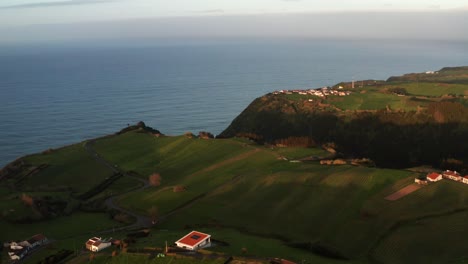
[85, 237, 112, 252]
[414, 178, 428, 185]
[442, 170, 461, 181]
[426, 172, 442, 182]
[175, 231, 211, 251]
[462, 176, 468, 184]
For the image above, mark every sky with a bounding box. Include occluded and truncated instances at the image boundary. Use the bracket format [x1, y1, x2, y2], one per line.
[0, 0, 467, 44]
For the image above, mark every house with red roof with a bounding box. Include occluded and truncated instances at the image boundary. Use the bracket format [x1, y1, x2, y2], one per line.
[442, 170, 461, 181]
[175, 231, 211, 251]
[85, 237, 111, 252]
[426, 172, 442, 182]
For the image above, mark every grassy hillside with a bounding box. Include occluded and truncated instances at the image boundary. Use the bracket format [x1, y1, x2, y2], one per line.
[91, 132, 467, 263]
[1, 129, 468, 264]
[219, 67, 468, 171]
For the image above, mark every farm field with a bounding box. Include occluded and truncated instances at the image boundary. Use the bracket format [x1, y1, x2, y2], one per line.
[21, 143, 114, 194]
[1, 127, 468, 263]
[373, 210, 468, 264]
[326, 91, 413, 111]
[385, 82, 468, 97]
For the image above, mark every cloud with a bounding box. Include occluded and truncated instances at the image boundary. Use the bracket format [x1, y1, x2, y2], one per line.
[0, 0, 115, 9]
[194, 9, 225, 14]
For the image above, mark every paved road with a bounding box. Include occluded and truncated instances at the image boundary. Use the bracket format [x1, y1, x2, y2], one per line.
[84, 139, 153, 230]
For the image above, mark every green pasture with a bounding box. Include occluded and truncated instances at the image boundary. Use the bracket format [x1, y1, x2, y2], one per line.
[326, 91, 413, 111]
[126, 228, 355, 264]
[0, 212, 122, 242]
[373, 210, 468, 264]
[93, 133, 252, 182]
[116, 149, 276, 216]
[272, 146, 329, 160]
[157, 162, 415, 259]
[386, 82, 468, 97]
[22, 143, 113, 194]
[2, 129, 468, 264]
[70, 254, 226, 264]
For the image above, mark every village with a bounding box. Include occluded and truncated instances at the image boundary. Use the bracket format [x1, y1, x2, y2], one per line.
[415, 170, 468, 185]
[272, 87, 352, 98]
[4, 230, 220, 263]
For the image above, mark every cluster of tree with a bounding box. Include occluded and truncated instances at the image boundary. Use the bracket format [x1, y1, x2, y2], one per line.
[198, 131, 214, 139]
[117, 121, 162, 135]
[274, 136, 316, 147]
[220, 99, 468, 171]
[149, 173, 162, 186]
[387, 87, 407, 95]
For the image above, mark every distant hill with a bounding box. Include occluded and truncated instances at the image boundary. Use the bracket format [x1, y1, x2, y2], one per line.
[219, 67, 468, 171]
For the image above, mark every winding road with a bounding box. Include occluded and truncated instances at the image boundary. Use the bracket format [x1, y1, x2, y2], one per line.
[84, 139, 153, 230]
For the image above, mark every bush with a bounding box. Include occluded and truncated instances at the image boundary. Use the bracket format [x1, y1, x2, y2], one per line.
[149, 173, 162, 187]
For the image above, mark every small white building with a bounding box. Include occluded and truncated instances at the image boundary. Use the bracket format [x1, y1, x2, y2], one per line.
[175, 231, 211, 251]
[462, 176, 468, 184]
[85, 237, 112, 252]
[414, 178, 428, 185]
[442, 170, 461, 181]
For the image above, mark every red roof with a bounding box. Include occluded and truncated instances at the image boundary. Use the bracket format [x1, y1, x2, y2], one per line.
[86, 237, 101, 246]
[176, 231, 210, 247]
[31, 234, 46, 242]
[444, 170, 460, 176]
[427, 173, 441, 180]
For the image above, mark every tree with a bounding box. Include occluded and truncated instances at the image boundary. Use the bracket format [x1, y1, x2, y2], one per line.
[149, 173, 161, 187]
[21, 193, 34, 206]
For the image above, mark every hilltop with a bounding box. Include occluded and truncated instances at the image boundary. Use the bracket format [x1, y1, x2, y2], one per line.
[219, 66, 468, 171]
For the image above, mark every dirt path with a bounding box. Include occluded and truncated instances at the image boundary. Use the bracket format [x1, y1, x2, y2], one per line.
[384, 184, 422, 201]
[84, 140, 153, 230]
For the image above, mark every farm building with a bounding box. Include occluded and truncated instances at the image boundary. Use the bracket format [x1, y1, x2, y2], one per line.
[463, 176, 468, 184]
[7, 234, 47, 260]
[175, 231, 211, 250]
[426, 172, 442, 182]
[27, 234, 48, 248]
[85, 237, 112, 252]
[414, 178, 428, 185]
[442, 170, 461, 181]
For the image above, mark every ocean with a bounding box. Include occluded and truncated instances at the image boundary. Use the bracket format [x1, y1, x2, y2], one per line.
[1, 38, 468, 167]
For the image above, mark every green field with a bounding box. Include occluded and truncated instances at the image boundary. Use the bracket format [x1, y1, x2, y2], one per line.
[386, 82, 468, 97]
[2, 125, 468, 263]
[325, 90, 419, 111]
[373, 210, 468, 264]
[22, 143, 114, 194]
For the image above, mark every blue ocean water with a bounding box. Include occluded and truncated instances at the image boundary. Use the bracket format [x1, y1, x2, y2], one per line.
[1, 38, 468, 167]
